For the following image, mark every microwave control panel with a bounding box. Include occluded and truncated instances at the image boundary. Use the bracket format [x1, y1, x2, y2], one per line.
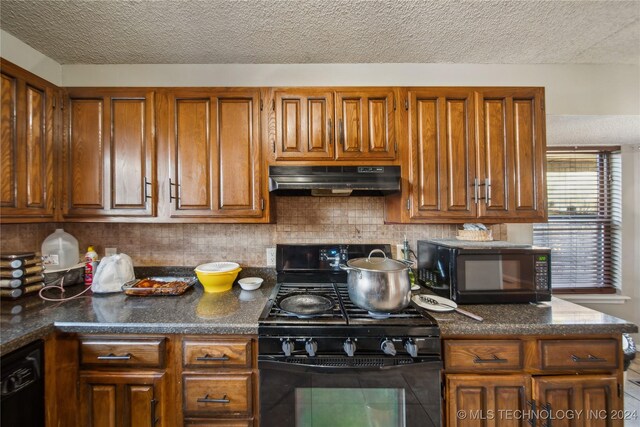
[534, 255, 550, 289]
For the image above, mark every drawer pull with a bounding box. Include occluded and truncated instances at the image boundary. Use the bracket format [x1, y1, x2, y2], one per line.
[197, 394, 230, 404]
[196, 353, 230, 362]
[96, 353, 132, 361]
[571, 354, 607, 363]
[473, 354, 508, 364]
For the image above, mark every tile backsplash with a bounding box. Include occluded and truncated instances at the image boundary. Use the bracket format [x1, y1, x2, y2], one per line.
[0, 197, 506, 266]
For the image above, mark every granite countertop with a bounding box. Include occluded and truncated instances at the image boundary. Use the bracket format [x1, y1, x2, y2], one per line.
[1, 268, 637, 356]
[0, 267, 276, 356]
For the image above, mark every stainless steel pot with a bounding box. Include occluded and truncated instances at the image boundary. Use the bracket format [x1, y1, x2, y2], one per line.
[339, 249, 413, 314]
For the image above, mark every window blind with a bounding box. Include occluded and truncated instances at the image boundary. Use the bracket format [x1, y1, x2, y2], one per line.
[533, 149, 621, 292]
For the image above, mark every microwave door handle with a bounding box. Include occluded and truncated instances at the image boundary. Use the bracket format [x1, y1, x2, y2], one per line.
[436, 260, 446, 280]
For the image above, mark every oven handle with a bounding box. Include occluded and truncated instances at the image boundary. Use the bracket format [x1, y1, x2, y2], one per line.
[258, 357, 442, 374]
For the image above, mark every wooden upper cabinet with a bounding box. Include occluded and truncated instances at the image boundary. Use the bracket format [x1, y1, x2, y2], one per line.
[335, 89, 396, 160]
[163, 89, 263, 219]
[273, 89, 334, 160]
[476, 88, 546, 221]
[63, 88, 155, 218]
[406, 88, 477, 220]
[0, 60, 56, 222]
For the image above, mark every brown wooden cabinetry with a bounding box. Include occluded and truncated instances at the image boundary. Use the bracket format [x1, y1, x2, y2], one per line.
[266, 87, 397, 163]
[389, 87, 546, 223]
[272, 89, 334, 160]
[335, 89, 396, 160]
[0, 59, 57, 222]
[446, 374, 530, 427]
[79, 371, 165, 427]
[443, 336, 623, 427]
[476, 88, 546, 220]
[158, 89, 265, 221]
[63, 88, 156, 218]
[180, 336, 257, 426]
[76, 335, 171, 427]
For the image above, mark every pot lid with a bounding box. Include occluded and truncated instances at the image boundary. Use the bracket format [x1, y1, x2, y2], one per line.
[346, 249, 410, 272]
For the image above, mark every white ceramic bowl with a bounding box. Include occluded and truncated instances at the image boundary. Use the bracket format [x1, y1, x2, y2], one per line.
[238, 277, 263, 291]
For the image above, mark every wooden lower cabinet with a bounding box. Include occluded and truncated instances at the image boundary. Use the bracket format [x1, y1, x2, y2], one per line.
[443, 336, 624, 427]
[446, 374, 530, 427]
[532, 375, 621, 427]
[79, 371, 165, 427]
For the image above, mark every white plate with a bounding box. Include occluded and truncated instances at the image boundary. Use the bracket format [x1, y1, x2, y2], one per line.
[412, 294, 457, 312]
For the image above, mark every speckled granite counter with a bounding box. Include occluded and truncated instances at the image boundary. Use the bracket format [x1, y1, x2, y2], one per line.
[0, 267, 276, 356]
[1, 270, 636, 356]
[416, 294, 638, 337]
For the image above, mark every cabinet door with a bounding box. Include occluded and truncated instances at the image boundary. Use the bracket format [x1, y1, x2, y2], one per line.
[407, 88, 476, 220]
[532, 375, 621, 427]
[64, 89, 155, 218]
[79, 371, 165, 427]
[476, 88, 546, 221]
[1, 62, 56, 221]
[335, 89, 396, 160]
[273, 89, 334, 160]
[166, 89, 263, 219]
[447, 374, 530, 427]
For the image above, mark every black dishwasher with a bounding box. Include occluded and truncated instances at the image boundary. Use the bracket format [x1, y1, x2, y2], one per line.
[1, 340, 44, 427]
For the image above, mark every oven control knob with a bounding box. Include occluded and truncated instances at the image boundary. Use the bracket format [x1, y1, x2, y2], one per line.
[404, 339, 418, 357]
[343, 339, 356, 357]
[305, 339, 318, 357]
[381, 339, 397, 356]
[282, 339, 294, 357]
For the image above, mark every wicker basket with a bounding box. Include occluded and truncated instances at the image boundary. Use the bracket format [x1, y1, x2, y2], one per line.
[456, 229, 493, 241]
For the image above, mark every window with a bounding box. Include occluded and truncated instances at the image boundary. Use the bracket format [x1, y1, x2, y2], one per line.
[533, 148, 621, 293]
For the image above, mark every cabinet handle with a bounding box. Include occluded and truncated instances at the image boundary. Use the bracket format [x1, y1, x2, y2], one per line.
[195, 353, 230, 362]
[144, 178, 152, 201]
[169, 179, 180, 202]
[197, 394, 230, 404]
[570, 354, 607, 363]
[96, 353, 132, 360]
[485, 178, 491, 203]
[527, 400, 537, 427]
[472, 178, 479, 204]
[473, 354, 508, 364]
[338, 119, 344, 150]
[327, 118, 332, 145]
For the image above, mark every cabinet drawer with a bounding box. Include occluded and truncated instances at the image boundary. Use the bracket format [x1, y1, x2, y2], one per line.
[539, 339, 619, 371]
[79, 338, 165, 368]
[444, 340, 523, 371]
[183, 339, 252, 369]
[183, 374, 252, 417]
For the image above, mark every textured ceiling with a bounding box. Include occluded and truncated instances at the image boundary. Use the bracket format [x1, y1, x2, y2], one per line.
[1, 1, 639, 65]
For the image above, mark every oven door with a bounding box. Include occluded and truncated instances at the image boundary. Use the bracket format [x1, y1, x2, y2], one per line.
[259, 356, 442, 427]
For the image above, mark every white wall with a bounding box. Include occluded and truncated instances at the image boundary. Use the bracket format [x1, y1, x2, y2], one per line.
[0, 30, 62, 85]
[61, 63, 640, 115]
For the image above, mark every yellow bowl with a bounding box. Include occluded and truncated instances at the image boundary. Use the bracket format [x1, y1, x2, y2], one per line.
[195, 267, 241, 293]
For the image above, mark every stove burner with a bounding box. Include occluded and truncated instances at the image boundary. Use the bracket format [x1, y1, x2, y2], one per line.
[367, 311, 391, 319]
[277, 293, 335, 318]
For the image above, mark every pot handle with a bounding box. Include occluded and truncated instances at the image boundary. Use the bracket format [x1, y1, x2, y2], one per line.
[338, 264, 354, 271]
[367, 249, 388, 263]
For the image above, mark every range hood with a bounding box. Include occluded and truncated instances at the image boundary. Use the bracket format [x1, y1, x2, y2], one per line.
[268, 166, 401, 196]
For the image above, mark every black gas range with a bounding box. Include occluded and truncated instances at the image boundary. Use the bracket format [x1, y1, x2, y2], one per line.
[258, 244, 442, 427]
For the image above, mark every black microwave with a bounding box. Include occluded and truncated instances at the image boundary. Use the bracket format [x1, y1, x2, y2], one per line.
[417, 239, 551, 304]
